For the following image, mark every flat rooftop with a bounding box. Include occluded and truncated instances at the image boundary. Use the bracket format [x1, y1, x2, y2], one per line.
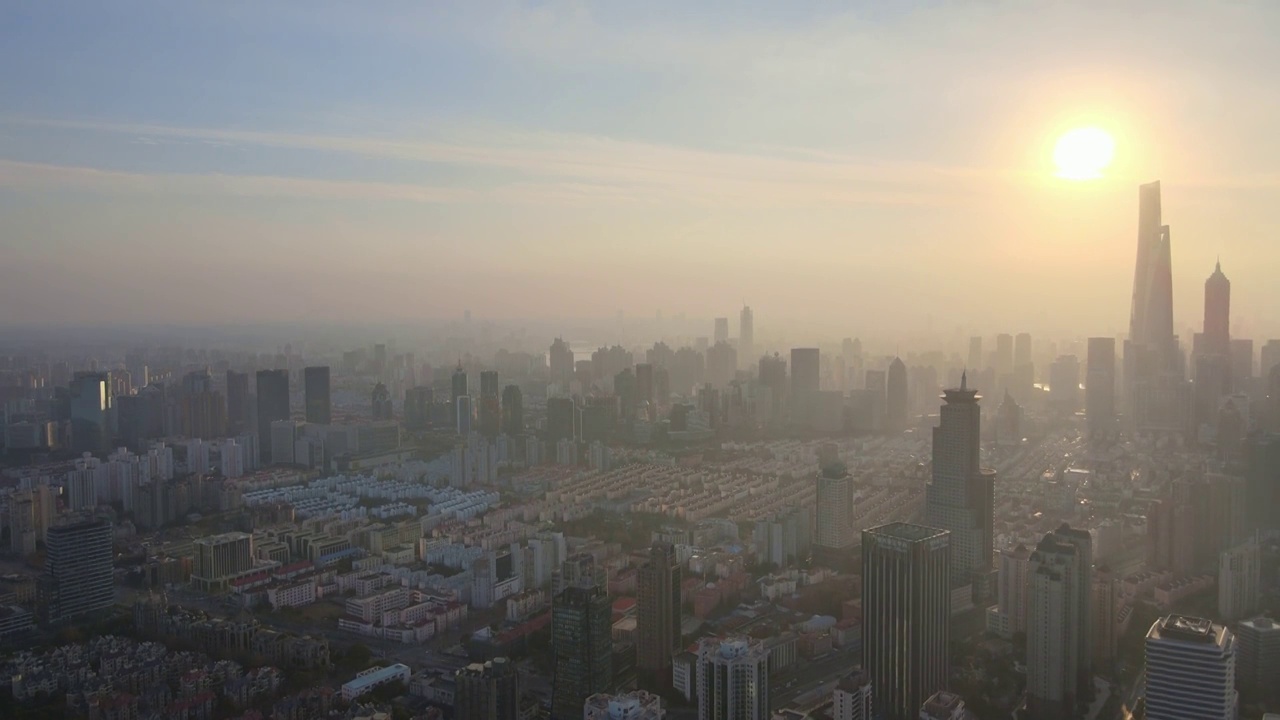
[865, 522, 948, 542]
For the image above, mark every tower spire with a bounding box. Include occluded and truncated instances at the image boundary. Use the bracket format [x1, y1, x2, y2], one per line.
[961, 369, 968, 391]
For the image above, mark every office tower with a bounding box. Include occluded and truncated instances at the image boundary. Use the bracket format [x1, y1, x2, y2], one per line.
[255, 369, 289, 465]
[180, 383, 226, 441]
[502, 385, 524, 435]
[69, 371, 112, 454]
[1014, 332, 1032, 368]
[789, 348, 820, 426]
[479, 371, 500, 437]
[456, 395, 474, 436]
[713, 317, 729, 345]
[1085, 338, 1117, 433]
[862, 523, 950, 720]
[695, 637, 770, 720]
[995, 334, 1014, 378]
[988, 544, 1030, 639]
[1026, 525, 1093, 719]
[8, 491, 36, 556]
[552, 585, 613, 720]
[225, 370, 250, 435]
[967, 337, 982, 372]
[1204, 260, 1231, 357]
[550, 338, 575, 387]
[1245, 435, 1280, 532]
[925, 373, 995, 592]
[455, 657, 520, 720]
[270, 419, 298, 465]
[42, 519, 114, 624]
[1049, 355, 1080, 413]
[192, 531, 254, 589]
[1234, 616, 1280, 699]
[813, 462, 856, 558]
[451, 363, 469, 402]
[554, 552, 604, 597]
[636, 543, 682, 690]
[1126, 181, 1185, 430]
[1217, 539, 1260, 621]
[886, 357, 908, 433]
[585, 690, 664, 720]
[758, 354, 787, 423]
[635, 363, 654, 409]
[303, 366, 331, 425]
[832, 671, 873, 720]
[404, 386, 434, 429]
[1262, 339, 1280, 380]
[739, 306, 754, 370]
[1143, 615, 1237, 720]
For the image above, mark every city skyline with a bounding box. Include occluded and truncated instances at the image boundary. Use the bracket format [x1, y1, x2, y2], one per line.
[4, 3, 1280, 334]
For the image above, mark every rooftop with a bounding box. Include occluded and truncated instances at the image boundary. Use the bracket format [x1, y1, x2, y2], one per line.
[865, 522, 948, 543]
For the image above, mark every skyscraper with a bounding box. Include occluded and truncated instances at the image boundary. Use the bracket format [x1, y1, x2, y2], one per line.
[1234, 616, 1280, 700]
[456, 657, 521, 720]
[371, 382, 393, 420]
[925, 373, 995, 594]
[636, 543, 681, 690]
[1203, 260, 1231, 357]
[452, 363, 469, 403]
[1026, 525, 1093, 719]
[304, 366, 331, 425]
[739, 306, 754, 370]
[635, 363, 655, 409]
[550, 338, 575, 387]
[813, 462, 856, 561]
[1126, 181, 1186, 431]
[552, 585, 613, 720]
[69, 371, 112, 454]
[1217, 539, 1260, 621]
[987, 543, 1030, 639]
[225, 370, 250, 435]
[42, 518, 114, 624]
[1085, 338, 1116, 433]
[1143, 615, 1237, 720]
[502, 385, 524, 435]
[886, 357, 908, 433]
[255, 369, 289, 465]
[479, 370, 500, 437]
[713, 317, 729, 345]
[789, 348, 820, 427]
[695, 637, 770, 720]
[862, 523, 950, 720]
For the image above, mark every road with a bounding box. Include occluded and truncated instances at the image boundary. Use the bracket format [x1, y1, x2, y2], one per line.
[772, 646, 860, 710]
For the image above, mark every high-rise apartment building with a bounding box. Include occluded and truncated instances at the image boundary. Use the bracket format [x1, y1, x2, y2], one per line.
[1143, 615, 1237, 720]
[1235, 616, 1280, 699]
[550, 338, 575, 388]
[304, 366, 331, 425]
[1092, 566, 1118, 675]
[255, 369, 290, 465]
[813, 462, 856, 558]
[789, 348, 820, 427]
[636, 543, 681, 690]
[986, 543, 1030, 639]
[739, 306, 754, 370]
[832, 670, 873, 720]
[552, 585, 613, 720]
[455, 657, 520, 720]
[862, 523, 950, 720]
[695, 637, 770, 720]
[925, 373, 995, 594]
[886, 357, 908, 433]
[42, 519, 114, 624]
[1218, 539, 1260, 621]
[1026, 525, 1093, 719]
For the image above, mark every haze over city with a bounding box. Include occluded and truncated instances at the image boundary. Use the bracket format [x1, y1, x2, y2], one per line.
[2, 4, 1280, 720]
[4, 1, 1280, 337]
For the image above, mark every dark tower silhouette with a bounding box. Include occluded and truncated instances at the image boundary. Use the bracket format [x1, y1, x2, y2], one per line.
[255, 369, 289, 465]
[304, 366, 331, 425]
[636, 542, 682, 691]
[886, 357, 908, 433]
[479, 370, 500, 437]
[502, 385, 524, 435]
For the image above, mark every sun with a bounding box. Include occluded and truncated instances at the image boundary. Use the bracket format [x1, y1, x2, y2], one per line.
[1052, 127, 1115, 180]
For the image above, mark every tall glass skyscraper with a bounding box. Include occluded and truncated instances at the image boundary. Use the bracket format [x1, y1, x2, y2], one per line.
[551, 585, 613, 720]
[862, 522, 951, 720]
[42, 519, 114, 624]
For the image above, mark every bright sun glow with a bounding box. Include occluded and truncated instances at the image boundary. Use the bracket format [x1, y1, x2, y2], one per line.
[1052, 127, 1115, 180]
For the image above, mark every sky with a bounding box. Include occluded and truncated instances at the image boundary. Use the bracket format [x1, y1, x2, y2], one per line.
[2, 1, 1280, 341]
